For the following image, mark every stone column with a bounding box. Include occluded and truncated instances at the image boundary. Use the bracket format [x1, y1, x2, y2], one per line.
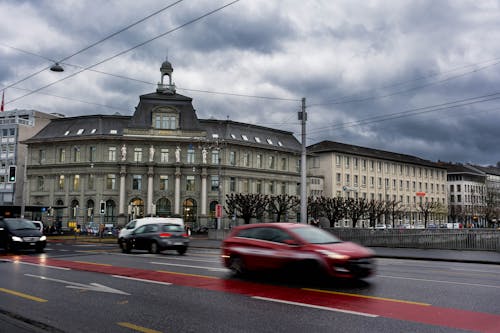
[175, 166, 181, 215]
[119, 165, 127, 215]
[147, 166, 154, 215]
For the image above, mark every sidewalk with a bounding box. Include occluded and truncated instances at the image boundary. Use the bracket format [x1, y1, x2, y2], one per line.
[188, 237, 500, 265]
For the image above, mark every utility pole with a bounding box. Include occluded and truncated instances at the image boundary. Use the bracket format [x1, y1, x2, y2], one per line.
[299, 97, 307, 224]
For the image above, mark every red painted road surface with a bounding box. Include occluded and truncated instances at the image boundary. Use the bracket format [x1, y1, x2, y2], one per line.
[9, 256, 500, 333]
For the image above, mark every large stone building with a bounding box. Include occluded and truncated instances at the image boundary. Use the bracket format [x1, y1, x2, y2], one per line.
[0, 109, 59, 217]
[23, 61, 302, 229]
[307, 141, 448, 227]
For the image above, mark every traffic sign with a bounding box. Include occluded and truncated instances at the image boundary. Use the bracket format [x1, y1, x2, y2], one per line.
[416, 192, 426, 197]
[215, 204, 223, 218]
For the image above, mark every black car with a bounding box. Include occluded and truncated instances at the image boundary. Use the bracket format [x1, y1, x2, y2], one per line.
[0, 218, 47, 253]
[120, 223, 189, 255]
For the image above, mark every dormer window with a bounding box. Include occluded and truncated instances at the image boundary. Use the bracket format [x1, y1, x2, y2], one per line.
[153, 107, 179, 130]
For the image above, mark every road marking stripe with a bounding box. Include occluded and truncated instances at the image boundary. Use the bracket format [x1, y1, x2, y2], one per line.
[302, 288, 431, 306]
[17, 262, 71, 270]
[112, 275, 172, 286]
[151, 261, 227, 271]
[117, 322, 162, 333]
[0, 288, 48, 303]
[252, 296, 378, 317]
[73, 261, 112, 266]
[378, 275, 500, 288]
[157, 270, 218, 279]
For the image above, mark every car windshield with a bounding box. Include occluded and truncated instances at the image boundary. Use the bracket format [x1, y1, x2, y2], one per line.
[5, 219, 38, 230]
[291, 226, 342, 244]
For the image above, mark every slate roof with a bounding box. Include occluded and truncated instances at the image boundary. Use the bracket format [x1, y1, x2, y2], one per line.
[308, 140, 445, 169]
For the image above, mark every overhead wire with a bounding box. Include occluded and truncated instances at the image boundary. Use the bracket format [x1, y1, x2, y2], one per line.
[5, 0, 242, 106]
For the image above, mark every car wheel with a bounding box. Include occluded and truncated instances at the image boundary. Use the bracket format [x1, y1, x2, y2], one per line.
[229, 256, 246, 276]
[121, 241, 131, 253]
[149, 241, 160, 254]
[177, 246, 187, 255]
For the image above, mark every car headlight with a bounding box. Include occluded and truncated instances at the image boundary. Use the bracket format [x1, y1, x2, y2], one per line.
[316, 249, 350, 260]
[11, 236, 22, 242]
[40, 235, 46, 241]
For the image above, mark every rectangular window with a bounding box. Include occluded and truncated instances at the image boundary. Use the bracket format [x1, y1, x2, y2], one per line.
[281, 182, 286, 194]
[159, 175, 169, 191]
[336, 173, 341, 183]
[370, 176, 374, 187]
[336, 155, 341, 166]
[132, 175, 142, 190]
[134, 148, 142, 162]
[73, 147, 81, 162]
[281, 157, 287, 170]
[37, 176, 44, 191]
[362, 159, 366, 170]
[229, 151, 236, 166]
[71, 175, 80, 191]
[256, 180, 262, 193]
[58, 175, 65, 191]
[39, 150, 46, 164]
[211, 175, 219, 191]
[345, 156, 350, 168]
[160, 149, 169, 163]
[187, 148, 195, 164]
[362, 175, 366, 186]
[256, 154, 262, 168]
[370, 160, 374, 171]
[268, 181, 274, 194]
[353, 157, 358, 169]
[108, 147, 116, 161]
[242, 179, 249, 193]
[211, 150, 219, 164]
[230, 177, 236, 192]
[354, 175, 358, 186]
[59, 148, 66, 163]
[89, 146, 96, 162]
[243, 153, 249, 167]
[268, 156, 275, 169]
[88, 174, 95, 190]
[186, 175, 195, 191]
[106, 174, 116, 190]
[346, 174, 351, 184]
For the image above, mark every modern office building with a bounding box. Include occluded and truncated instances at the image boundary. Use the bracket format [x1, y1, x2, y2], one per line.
[307, 140, 448, 227]
[0, 109, 60, 217]
[23, 60, 302, 229]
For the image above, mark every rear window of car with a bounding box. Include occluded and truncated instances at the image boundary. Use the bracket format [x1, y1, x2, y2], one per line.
[236, 227, 291, 243]
[160, 224, 183, 232]
[291, 227, 342, 244]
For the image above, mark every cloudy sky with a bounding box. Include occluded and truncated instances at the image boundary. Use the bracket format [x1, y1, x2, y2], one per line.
[1, 0, 499, 166]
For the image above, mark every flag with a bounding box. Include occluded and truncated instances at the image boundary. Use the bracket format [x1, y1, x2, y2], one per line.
[1, 90, 4, 112]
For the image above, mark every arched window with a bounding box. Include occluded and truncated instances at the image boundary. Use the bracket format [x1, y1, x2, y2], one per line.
[105, 200, 116, 223]
[209, 200, 218, 220]
[86, 200, 95, 223]
[156, 197, 171, 217]
[70, 199, 79, 219]
[183, 198, 197, 224]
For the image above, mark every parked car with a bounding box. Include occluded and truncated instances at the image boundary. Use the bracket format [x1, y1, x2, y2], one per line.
[221, 223, 375, 280]
[119, 223, 189, 255]
[0, 218, 47, 253]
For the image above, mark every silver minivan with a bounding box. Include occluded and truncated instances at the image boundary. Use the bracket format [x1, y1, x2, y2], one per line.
[118, 217, 184, 246]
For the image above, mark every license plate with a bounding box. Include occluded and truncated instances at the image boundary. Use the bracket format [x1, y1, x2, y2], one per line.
[30, 242, 35, 245]
[174, 242, 182, 245]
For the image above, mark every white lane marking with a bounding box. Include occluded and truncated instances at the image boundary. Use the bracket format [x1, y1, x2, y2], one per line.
[24, 274, 130, 295]
[16, 262, 71, 270]
[378, 275, 500, 289]
[252, 296, 378, 318]
[112, 275, 172, 286]
[450, 267, 500, 273]
[150, 261, 228, 272]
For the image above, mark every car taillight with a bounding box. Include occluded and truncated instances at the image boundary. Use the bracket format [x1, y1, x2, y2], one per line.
[182, 233, 189, 238]
[159, 233, 172, 238]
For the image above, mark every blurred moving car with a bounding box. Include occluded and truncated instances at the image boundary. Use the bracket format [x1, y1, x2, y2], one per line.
[119, 223, 189, 255]
[31, 221, 44, 233]
[221, 223, 375, 280]
[0, 218, 47, 253]
[118, 217, 184, 241]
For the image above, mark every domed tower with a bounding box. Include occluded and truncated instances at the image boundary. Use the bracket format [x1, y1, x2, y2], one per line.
[157, 58, 176, 94]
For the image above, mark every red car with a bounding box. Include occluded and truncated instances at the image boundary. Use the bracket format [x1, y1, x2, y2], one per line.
[221, 223, 375, 280]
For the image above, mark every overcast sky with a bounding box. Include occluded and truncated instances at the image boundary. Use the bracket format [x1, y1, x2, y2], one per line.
[1, 0, 499, 166]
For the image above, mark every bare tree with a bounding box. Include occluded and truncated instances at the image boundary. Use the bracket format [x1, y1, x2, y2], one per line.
[417, 201, 441, 227]
[386, 200, 404, 228]
[345, 198, 369, 228]
[316, 196, 346, 227]
[225, 193, 269, 224]
[268, 194, 300, 222]
[307, 196, 323, 221]
[367, 200, 386, 228]
[484, 191, 500, 228]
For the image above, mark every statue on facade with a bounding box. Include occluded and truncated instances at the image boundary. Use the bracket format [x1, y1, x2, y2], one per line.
[121, 144, 127, 161]
[202, 148, 207, 164]
[175, 146, 181, 163]
[149, 145, 155, 162]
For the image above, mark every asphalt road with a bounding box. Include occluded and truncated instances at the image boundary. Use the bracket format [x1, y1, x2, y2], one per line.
[0, 242, 499, 333]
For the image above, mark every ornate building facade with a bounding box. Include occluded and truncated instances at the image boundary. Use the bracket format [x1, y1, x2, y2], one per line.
[23, 61, 302, 229]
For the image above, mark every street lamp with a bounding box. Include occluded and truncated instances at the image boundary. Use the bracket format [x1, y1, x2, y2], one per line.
[50, 63, 64, 72]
